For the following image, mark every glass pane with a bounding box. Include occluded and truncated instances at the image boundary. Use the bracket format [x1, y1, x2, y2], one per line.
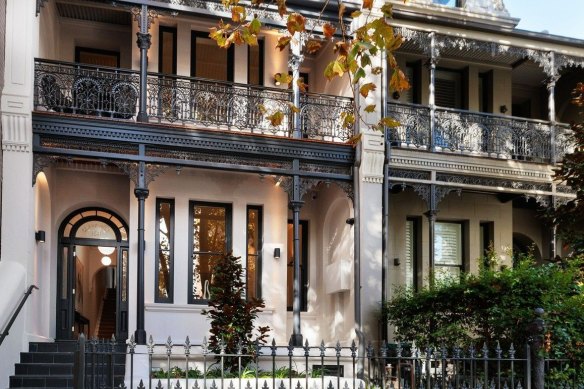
[435, 222, 462, 266]
[248, 44, 261, 85]
[120, 227, 128, 241]
[192, 253, 221, 300]
[76, 220, 117, 240]
[158, 202, 172, 300]
[63, 223, 72, 238]
[61, 246, 69, 299]
[122, 250, 128, 302]
[433, 0, 457, 6]
[195, 37, 228, 81]
[192, 204, 227, 300]
[247, 208, 260, 299]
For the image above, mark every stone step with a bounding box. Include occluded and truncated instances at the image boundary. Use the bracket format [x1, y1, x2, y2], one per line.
[19, 352, 74, 364]
[9, 375, 73, 388]
[28, 342, 76, 353]
[14, 363, 72, 376]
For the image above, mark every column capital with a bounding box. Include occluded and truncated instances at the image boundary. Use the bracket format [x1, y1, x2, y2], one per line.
[134, 187, 150, 199]
[136, 32, 152, 51]
[288, 200, 304, 211]
[423, 209, 439, 221]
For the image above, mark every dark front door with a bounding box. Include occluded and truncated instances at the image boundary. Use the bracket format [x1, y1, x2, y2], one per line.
[56, 208, 129, 341]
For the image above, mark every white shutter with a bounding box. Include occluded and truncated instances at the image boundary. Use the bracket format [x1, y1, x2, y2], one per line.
[435, 222, 462, 266]
[405, 220, 414, 289]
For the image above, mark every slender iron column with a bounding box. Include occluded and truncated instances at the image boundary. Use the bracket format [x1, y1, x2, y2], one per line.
[424, 184, 438, 286]
[428, 32, 437, 152]
[289, 160, 304, 346]
[136, 5, 151, 123]
[546, 52, 557, 164]
[134, 158, 149, 345]
[290, 32, 303, 139]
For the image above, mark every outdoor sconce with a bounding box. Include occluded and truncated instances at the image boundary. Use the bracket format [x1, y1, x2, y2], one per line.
[274, 248, 281, 260]
[274, 73, 282, 86]
[392, 91, 401, 100]
[500, 105, 508, 114]
[394, 257, 401, 266]
[35, 230, 46, 243]
[346, 218, 355, 225]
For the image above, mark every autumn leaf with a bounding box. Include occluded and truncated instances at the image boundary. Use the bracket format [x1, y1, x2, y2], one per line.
[323, 23, 336, 39]
[306, 40, 322, 54]
[364, 104, 376, 113]
[381, 3, 393, 17]
[353, 68, 366, 84]
[275, 72, 292, 85]
[276, 0, 287, 17]
[346, 132, 362, 146]
[287, 102, 300, 113]
[231, 5, 246, 22]
[341, 111, 355, 128]
[257, 104, 267, 114]
[248, 18, 261, 35]
[390, 69, 410, 92]
[363, 0, 373, 10]
[351, 10, 362, 18]
[267, 111, 285, 126]
[379, 117, 400, 128]
[287, 13, 305, 34]
[324, 60, 345, 80]
[276, 36, 291, 51]
[296, 78, 308, 92]
[359, 82, 376, 98]
[371, 66, 383, 75]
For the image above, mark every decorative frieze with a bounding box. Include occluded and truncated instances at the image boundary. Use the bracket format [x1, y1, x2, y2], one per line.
[360, 132, 385, 184]
[2, 112, 31, 152]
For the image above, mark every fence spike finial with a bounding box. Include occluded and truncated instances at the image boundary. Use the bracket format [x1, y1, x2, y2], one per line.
[137, 379, 146, 389]
[147, 335, 155, 354]
[166, 336, 173, 356]
[156, 380, 164, 389]
[185, 336, 191, 356]
[482, 342, 489, 358]
[128, 334, 136, 353]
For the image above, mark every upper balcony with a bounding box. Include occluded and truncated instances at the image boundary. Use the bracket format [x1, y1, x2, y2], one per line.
[387, 101, 573, 163]
[33, 59, 354, 143]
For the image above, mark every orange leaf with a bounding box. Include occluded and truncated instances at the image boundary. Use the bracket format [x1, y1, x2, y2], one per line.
[390, 69, 410, 92]
[287, 13, 305, 34]
[276, 36, 291, 51]
[267, 111, 285, 126]
[296, 78, 308, 92]
[306, 40, 322, 54]
[359, 82, 376, 98]
[363, 0, 373, 10]
[231, 5, 246, 22]
[276, 0, 287, 17]
[323, 23, 336, 39]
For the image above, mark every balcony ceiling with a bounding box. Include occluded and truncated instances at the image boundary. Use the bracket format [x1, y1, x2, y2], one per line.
[56, 1, 132, 25]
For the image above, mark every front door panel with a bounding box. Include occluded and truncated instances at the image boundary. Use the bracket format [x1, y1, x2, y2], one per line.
[116, 248, 129, 340]
[56, 245, 74, 339]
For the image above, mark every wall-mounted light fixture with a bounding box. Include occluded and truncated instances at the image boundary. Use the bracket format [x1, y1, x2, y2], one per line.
[346, 218, 355, 225]
[35, 231, 46, 243]
[392, 91, 401, 100]
[394, 257, 401, 266]
[274, 73, 282, 86]
[101, 256, 112, 266]
[500, 105, 508, 114]
[274, 248, 281, 260]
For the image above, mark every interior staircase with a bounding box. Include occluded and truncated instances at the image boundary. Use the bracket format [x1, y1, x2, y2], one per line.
[97, 288, 116, 340]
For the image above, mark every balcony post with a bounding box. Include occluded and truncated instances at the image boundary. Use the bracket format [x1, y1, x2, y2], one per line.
[427, 32, 438, 152]
[423, 184, 438, 286]
[290, 32, 304, 139]
[546, 52, 558, 164]
[289, 161, 304, 347]
[134, 5, 154, 123]
[134, 158, 149, 345]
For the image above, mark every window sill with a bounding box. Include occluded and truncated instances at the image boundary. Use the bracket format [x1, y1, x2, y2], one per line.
[145, 303, 276, 314]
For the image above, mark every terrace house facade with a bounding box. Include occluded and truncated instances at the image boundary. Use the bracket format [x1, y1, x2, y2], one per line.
[0, 0, 582, 387]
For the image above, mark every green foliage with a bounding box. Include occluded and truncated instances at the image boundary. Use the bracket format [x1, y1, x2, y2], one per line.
[151, 366, 203, 379]
[202, 253, 270, 372]
[383, 255, 584, 359]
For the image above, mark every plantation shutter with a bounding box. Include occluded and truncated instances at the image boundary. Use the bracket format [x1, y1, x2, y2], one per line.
[435, 222, 462, 266]
[435, 70, 462, 109]
[405, 220, 414, 289]
[402, 66, 415, 104]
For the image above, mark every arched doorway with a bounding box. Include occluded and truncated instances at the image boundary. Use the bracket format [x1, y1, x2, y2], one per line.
[513, 232, 542, 265]
[56, 208, 129, 340]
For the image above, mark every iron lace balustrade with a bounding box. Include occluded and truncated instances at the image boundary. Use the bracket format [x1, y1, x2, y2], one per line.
[34, 59, 355, 143]
[386, 101, 573, 163]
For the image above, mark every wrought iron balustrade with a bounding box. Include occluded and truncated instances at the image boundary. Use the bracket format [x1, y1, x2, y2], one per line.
[34, 59, 354, 142]
[386, 102, 574, 163]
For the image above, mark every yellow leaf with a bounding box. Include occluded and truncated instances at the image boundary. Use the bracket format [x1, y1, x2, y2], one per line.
[275, 72, 292, 85]
[379, 117, 400, 128]
[390, 69, 410, 92]
[323, 23, 336, 39]
[296, 78, 308, 92]
[267, 111, 285, 126]
[324, 60, 345, 81]
[306, 40, 322, 54]
[364, 104, 376, 113]
[287, 13, 305, 34]
[276, 36, 291, 51]
[288, 102, 300, 113]
[351, 10, 362, 18]
[359, 82, 376, 98]
[231, 5, 246, 22]
[257, 104, 267, 114]
[381, 3, 393, 17]
[346, 132, 362, 146]
[248, 18, 261, 35]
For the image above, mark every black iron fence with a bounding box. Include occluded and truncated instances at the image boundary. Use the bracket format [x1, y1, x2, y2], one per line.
[386, 102, 574, 163]
[33, 59, 354, 142]
[72, 334, 583, 389]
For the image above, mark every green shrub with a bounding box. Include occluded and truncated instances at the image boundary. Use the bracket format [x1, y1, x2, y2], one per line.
[383, 255, 584, 359]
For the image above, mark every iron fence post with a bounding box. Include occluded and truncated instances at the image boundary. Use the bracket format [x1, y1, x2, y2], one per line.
[74, 333, 86, 389]
[529, 308, 546, 389]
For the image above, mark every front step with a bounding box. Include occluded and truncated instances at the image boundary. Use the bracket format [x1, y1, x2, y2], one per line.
[9, 341, 126, 389]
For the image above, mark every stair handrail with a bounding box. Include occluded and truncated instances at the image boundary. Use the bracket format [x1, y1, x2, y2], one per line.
[0, 284, 38, 347]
